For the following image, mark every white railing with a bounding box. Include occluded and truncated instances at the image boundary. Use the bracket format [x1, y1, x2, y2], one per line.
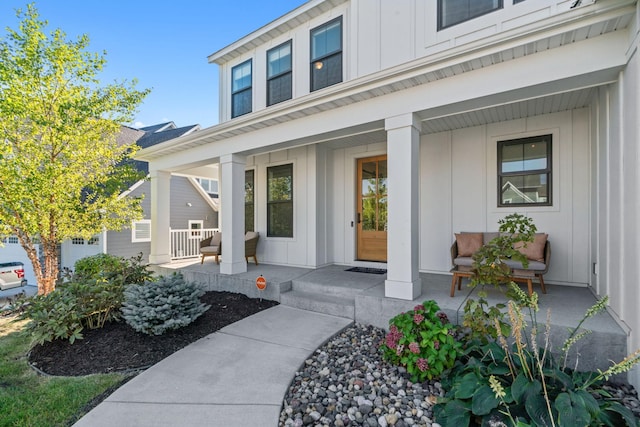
[170, 228, 219, 260]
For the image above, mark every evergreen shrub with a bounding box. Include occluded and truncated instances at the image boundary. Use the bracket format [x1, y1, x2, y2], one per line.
[122, 273, 210, 336]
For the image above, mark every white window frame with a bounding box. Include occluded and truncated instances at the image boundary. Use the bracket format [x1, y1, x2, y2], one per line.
[188, 220, 204, 239]
[132, 220, 152, 243]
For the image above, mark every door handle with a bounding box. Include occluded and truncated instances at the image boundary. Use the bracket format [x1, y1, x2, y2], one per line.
[357, 213, 361, 224]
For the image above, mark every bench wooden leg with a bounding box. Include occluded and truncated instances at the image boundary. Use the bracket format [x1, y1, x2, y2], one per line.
[215, 255, 219, 264]
[537, 274, 547, 294]
[201, 254, 205, 264]
[527, 278, 533, 297]
[450, 274, 457, 297]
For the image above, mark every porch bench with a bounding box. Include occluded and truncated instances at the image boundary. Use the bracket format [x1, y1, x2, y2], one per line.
[450, 232, 550, 297]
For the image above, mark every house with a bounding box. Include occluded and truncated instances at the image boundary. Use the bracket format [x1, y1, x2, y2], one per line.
[1, 122, 220, 279]
[135, 1, 640, 386]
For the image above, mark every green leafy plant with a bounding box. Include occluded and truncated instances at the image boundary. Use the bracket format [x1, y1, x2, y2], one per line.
[462, 213, 537, 343]
[434, 283, 640, 427]
[21, 254, 154, 344]
[380, 300, 461, 381]
[122, 273, 210, 336]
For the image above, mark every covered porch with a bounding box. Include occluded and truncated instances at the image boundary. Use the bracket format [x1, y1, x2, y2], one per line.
[153, 260, 627, 375]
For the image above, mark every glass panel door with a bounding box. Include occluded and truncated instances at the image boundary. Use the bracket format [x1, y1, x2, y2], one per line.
[357, 155, 387, 261]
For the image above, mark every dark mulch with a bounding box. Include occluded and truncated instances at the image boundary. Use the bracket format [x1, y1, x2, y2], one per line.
[28, 291, 278, 377]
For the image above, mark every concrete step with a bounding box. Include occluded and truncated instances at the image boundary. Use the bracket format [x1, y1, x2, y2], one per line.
[291, 277, 381, 299]
[280, 289, 355, 319]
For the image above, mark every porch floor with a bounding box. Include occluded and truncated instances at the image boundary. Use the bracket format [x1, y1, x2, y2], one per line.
[155, 259, 628, 373]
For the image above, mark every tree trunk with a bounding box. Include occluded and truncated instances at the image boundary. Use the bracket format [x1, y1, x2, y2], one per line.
[17, 233, 59, 295]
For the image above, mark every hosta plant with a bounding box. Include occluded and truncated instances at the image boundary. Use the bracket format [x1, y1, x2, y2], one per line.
[434, 283, 640, 427]
[380, 300, 461, 382]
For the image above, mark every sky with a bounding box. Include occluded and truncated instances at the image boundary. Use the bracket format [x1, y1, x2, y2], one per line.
[0, 0, 307, 129]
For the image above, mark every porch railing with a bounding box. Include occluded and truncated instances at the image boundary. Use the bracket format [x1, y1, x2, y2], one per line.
[170, 228, 219, 260]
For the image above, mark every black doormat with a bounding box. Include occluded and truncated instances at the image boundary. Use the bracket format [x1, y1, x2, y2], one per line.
[345, 267, 387, 275]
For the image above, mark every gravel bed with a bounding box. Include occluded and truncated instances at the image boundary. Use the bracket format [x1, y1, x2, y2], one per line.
[279, 323, 640, 427]
[279, 324, 443, 427]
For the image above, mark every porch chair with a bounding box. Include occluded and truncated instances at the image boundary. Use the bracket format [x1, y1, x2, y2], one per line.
[200, 232, 222, 264]
[245, 231, 260, 265]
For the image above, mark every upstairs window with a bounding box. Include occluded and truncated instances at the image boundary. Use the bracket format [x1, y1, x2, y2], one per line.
[267, 41, 292, 106]
[267, 164, 293, 238]
[498, 135, 552, 207]
[232, 59, 252, 118]
[310, 17, 342, 92]
[438, 0, 503, 30]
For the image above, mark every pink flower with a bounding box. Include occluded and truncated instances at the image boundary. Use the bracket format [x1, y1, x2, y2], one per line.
[413, 314, 424, 324]
[414, 304, 424, 312]
[433, 341, 440, 350]
[437, 312, 449, 324]
[385, 334, 398, 349]
[416, 358, 429, 372]
[409, 342, 420, 354]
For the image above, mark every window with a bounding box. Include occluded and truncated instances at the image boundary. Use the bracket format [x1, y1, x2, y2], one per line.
[72, 237, 85, 245]
[513, 0, 526, 3]
[267, 164, 293, 237]
[196, 177, 219, 198]
[132, 220, 151, 243]
[231, 59, 252, 118]
[267, 41, 292, 106]
[188, 220, 204, 239]
[245, 169, 255, 233]
[498, 134, 552, 207]
[88, 236, 99, 245]
[310, 17, 342, 92]
[438, 0, 502, 29]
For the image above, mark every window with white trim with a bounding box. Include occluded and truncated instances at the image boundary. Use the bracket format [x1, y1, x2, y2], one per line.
[231, 59, 252, 118]
[498, 134, 552, 207]
[310, 17, 342, 92]
[438, 0, 502, 30]
[267, 40, 292, 106]
[132, 220, 151, 243]
[189, 220, 204, 239]
[267, 164, 293, 238]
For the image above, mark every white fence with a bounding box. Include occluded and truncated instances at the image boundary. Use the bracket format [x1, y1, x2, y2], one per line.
[170, 228, 219, 260]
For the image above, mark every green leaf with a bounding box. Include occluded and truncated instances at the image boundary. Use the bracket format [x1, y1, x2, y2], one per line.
[512, 373, 540, 404]
[555, 392, 590, 427]
[455, 372, 481, 399]
[572, 389, 599, 417]
[602, 402, 639, 427]
[471, 385, 500, 416]
[441, 400, 471, 427]
[525, 393, 553, 427]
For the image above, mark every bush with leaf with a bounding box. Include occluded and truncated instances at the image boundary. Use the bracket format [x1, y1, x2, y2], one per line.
[380, 300, 461, 381]
[21, 253, 153, 344]
[462, 213, 537, 343]
[434, 283, 640, 427]
[122, 273, 210, 336]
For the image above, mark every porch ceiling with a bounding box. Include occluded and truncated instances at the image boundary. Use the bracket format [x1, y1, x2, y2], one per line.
[137, 1, 633, 164]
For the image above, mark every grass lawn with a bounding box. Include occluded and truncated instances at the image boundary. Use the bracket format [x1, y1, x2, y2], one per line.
[0, 315, 125, 427]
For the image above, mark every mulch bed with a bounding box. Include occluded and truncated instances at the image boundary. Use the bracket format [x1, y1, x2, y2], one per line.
[28, 291, 278, 377]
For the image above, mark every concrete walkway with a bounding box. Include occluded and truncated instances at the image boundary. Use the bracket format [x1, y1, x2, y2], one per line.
[74, 305, 352, 427]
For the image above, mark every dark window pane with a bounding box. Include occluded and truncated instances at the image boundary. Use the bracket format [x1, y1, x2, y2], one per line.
[267, 202, 293, 238]
[500, 174, 549, 205]
[439, 0, 502, 29]
[311, 52, 342, 91]
[232, 88, 252, 117]
[267, 73, 292, 105]
[245, 169, 254, 233]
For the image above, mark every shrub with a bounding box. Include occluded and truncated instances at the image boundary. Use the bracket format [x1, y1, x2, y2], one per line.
[434, 283, 640, 427]
[122, 273, 210, 336]
[21, 254, 154, 344]
[380, 300, 461, 382]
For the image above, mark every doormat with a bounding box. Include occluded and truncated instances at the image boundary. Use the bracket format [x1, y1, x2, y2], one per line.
[345, 267, 387, 275]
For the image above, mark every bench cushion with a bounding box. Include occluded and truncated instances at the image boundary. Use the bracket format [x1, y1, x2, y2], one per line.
[455, 233, 483, 257]
[514, 233, 548, 262]
[200, 245, 219, 255]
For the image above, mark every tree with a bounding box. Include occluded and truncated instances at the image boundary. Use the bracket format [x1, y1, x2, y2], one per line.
[0, 4, 150, 295]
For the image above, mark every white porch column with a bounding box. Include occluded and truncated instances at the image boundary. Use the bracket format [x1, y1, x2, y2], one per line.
[220, 154, 247, 275]
[385, 113, 421, 300]
[149, 169, 171, 264]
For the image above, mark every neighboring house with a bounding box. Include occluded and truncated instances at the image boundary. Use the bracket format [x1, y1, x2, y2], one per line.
[136, 1, 640, 386]
[1, 122, 219, 279]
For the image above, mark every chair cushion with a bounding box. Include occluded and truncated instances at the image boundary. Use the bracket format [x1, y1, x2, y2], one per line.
[453, 257, 474, 267]
[455, 233, 483, 257]
[504, 259, 546, 271]
[200, 245, 219, 255]
[514, 233, 548, 262]
[245, 231, 258, 241]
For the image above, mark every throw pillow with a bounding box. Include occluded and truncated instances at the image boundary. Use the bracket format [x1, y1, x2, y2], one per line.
[455, 233, 483, 257]
[514, 233, 548, 262]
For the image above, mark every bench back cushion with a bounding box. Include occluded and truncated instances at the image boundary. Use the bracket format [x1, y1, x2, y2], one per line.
[455, 233, 483, 257]
[514, 233, 548, 262]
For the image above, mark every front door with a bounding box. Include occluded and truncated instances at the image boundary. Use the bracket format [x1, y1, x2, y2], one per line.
[357, 155, 387, 261]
